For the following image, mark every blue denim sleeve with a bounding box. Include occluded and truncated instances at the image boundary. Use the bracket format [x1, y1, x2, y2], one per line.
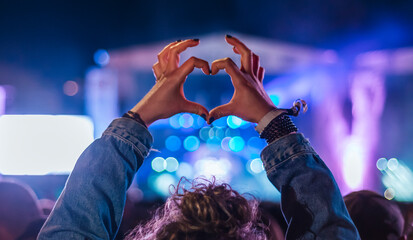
[38, 118, 153, 240]
[261, 133, 360, 240]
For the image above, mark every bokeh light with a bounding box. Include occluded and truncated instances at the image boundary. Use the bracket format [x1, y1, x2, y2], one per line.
[199, 126, 211, 141]
[384, 188, 395, 200]
[93, 49, 110, 66]
[183, 136, 200, 152]
[225, 128, 240, 137]
[176, 162, 194, 178]
[387, 158, 399, 171]
[194, 157, 232, 180]
[206, 138, 221, 151]
[249, 158, 265, 174]
[221, 137, 231, 152]
[381, 160, 413, 201]
[179, 113, 194, 128]
[151, 157, 166, 172]
[229, 136, 245, 152]
[152, 173, 176, 197]
[208, 126, 225, 140]
[165, 135, 181, 152]
[165, 157, 179, 172]
[376, 158, 388, 171]
[211, 117, 227, 127]
[227, 115, 243, 129]
[169, 114, 181, 129]
[247, 137, 266, 153]
[63, 81, 79, 96]
[192, 115, 205, 129]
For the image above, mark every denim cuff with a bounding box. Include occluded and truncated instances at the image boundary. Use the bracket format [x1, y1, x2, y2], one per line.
[103, 117, 153, 157]
[261, 133, 316, 173]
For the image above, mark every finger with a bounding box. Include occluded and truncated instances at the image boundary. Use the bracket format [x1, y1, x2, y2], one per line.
[210, 58, 243, 85]
[252, 53, 260, 77]
[157, 40, 181, 70]
[177, 56, 210, 79]
[152, 62, 162, 79]
[232, 46, 240, 54]
[208, 103, 233, 124]
[258, 67, 265, 82]
[181, 100, 209, 120]
[225, 35, 252, 74]
[167, 39, 200, 73]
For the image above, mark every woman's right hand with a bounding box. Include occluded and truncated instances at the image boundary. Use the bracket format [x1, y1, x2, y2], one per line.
[208, 35, 276, 124]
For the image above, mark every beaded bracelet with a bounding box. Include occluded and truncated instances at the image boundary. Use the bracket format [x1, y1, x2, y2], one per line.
[259, 114, 297, 144]
[122, 111, 147, 128]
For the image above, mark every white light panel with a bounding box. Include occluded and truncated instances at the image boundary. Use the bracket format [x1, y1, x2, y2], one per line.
[0, 115, 94, 175]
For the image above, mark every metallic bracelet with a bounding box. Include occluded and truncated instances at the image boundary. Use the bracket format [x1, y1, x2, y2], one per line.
[122, 111, 147, 128]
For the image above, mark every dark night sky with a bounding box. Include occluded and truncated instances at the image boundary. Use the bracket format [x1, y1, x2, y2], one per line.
[0, 0, 412, 85]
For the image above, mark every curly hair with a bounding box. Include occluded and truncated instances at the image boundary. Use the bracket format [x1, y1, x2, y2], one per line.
[125, 177, 268, 240]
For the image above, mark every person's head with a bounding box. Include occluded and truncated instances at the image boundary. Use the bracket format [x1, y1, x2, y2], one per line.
[126, 178, 267, 240]
[344, 190, 406, 240]
[0, 180, 43, 240]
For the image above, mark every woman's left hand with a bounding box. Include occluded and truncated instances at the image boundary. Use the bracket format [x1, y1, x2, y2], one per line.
[130, 39, 210, 126]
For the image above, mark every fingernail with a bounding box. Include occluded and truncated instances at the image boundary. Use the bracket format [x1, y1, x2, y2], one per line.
[192, 38, 199, 42]
[209, 117, 215, 124]
[201, 114, 207, 120]
[176, 39, 182, 42]
[226, 34, 232, 38]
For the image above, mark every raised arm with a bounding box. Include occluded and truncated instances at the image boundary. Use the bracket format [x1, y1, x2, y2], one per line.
[38, 39, 210, 239]
[209, 35, 360, 239]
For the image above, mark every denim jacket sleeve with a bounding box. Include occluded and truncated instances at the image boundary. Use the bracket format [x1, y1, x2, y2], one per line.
[261, 133, 360, 240]
[38, 118, 153, 240]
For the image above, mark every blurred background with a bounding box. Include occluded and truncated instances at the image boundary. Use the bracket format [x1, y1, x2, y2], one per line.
[1, 0, 413, 205]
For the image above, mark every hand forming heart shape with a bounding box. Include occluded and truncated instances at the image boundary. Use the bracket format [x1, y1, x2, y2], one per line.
[130, 35, 277, 127]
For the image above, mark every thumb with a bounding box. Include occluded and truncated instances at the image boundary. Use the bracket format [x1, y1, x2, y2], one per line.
[208, 103, 233, 124]
[182, 100, 209, 121]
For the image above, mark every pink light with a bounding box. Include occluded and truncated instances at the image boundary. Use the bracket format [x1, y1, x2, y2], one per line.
[341, 70, 385, 192]
[342, 138, 366, 190]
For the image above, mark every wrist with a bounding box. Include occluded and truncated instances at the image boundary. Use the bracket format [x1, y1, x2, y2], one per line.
[130, 105, 153, 127]
[123, 111, 148, 128]
[255, 109, 283, 134]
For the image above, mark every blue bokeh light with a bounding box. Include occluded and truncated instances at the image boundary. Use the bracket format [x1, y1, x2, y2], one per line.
[176, 162, 194, 178]
[165, 157, 179, 172]
[227, 115, 243, 129]
[151, 157, 166, 172]
[199, 127, 211, 141]
[208, 126, 225, 140]
[151, 173, 176, 197]
[179, 113, 194, 128]
[93, 49, 110, 66]
[247, 137, 266, 153]
[221, 137, 232, 152]
[225, 128, 240, 137]
[206, 138, 221, 151]
[169, 114, 181, 129]
[165, 136, 181, 152]
[211, 117, 227, 127]
[192, 115, 205, 129]
[183, 136, 200, 152]
[249, 158, 265, 174]
[229, 136, 245, 152]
